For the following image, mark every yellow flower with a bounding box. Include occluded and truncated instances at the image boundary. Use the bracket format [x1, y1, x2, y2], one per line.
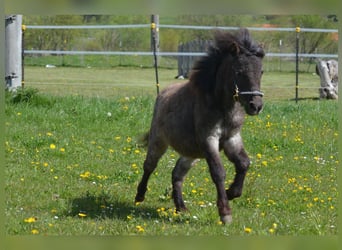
[60, 147, 65, 152]
[31, 229, 39, 235]
[244, 227, 252, 233]
[256, 153, 262, 159]
[24, 217, 37, 223]
[80, 171, 91, 178]
[49, 144, 56, 149]
[78, 213, 87, 218]
[136, 225, 145, 233]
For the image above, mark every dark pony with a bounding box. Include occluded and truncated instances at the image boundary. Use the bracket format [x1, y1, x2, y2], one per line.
[135, 28, 265, 224]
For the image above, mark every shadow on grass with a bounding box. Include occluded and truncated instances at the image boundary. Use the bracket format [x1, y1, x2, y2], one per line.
[63, 192, 161, 220]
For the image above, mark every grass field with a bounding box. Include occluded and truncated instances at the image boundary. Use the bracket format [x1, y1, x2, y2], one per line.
[5, 66, 338, 236]
[23, 66, 320, 100]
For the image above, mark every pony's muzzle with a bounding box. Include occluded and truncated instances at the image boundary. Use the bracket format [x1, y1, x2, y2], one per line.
[248, 97, 263, 115]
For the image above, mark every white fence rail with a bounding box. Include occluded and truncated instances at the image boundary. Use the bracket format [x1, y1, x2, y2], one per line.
[23, 24, 338, 58]
[25, 24, 338, 33]
[24, 50, 338, 59]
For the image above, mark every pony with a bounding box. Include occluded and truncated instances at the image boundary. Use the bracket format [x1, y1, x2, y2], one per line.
[135, 28, 265, 224]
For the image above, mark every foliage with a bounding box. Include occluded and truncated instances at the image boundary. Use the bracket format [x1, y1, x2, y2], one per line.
[23, 15, 338, 57]
[5, 87, 54, 107]
[5, 86, 337, 235]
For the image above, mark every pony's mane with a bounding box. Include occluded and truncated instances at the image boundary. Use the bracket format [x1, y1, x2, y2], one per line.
[190, 28, 264, 93]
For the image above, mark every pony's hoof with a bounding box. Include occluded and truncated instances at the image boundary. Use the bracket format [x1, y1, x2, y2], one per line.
[134, 194, 145, 203]
[220, 215, 233, 225]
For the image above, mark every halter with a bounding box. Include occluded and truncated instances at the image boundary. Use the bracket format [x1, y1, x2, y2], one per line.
[233, 84, 264, 102]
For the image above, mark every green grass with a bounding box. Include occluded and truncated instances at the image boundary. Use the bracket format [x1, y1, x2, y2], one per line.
[24, 66, 320, 100]
[5, 68, 337, 236]
[5, 92, 337, 236]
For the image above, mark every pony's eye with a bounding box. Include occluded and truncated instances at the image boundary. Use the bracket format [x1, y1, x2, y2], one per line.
[261, 70, 264, 75]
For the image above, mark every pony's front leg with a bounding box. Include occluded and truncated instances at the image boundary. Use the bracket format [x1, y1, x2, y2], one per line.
[223, 133, 250, 200]
[172, 157, 197, 212]
[205, 138, 232, 224]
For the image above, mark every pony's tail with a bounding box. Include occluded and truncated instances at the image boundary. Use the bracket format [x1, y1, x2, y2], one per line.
[137, 131, 149, 147]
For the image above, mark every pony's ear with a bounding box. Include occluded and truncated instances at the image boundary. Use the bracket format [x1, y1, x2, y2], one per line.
[229, 41, 240, 56]
[256, 43, 265, 58]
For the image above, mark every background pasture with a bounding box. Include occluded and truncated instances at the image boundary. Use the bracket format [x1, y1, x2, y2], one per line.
[5, 66, 338, 236]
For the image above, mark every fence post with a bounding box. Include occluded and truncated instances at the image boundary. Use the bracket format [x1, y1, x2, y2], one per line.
[295, 26, 300, 103]
[151, 14, 160, 94]
[5, 15, 22, 90]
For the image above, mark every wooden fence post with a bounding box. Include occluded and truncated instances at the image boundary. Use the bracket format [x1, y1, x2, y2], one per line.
[316, 60, 338, 99]
[5, 14, 22, 90]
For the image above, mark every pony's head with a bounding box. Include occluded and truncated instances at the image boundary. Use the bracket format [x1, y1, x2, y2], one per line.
[215, 28, 265, 115]
[191, 28, 265, 115]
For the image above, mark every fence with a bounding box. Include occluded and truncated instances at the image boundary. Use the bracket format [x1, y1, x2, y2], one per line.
[6, 16, 338, 99]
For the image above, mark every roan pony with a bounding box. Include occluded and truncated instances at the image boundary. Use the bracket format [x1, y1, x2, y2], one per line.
[135, 28, 265, 224]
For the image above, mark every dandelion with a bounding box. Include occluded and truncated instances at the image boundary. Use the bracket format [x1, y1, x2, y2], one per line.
[266, 121, 272, 128]
[24, 217, 37, 223]
[80, 171, 91, 178]
[126, 137, 132, 143]
[46, 132, 53, 136]
[60, 147, 65, 152]
[49, 144, 56, 149]
[78, 213, 87, 218]
[136, 225, 145, 233]
[256, 153, 262, 159]
[31, 229, 39, 235]
[244, 227, 252, 233]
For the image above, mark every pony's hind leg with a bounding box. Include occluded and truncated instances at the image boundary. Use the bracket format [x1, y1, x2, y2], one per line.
[135, 138, 167, 203]
[172, 157, 198, 211]
[223, 133, 250, 200]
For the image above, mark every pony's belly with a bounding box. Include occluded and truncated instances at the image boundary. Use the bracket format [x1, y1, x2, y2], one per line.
[166, 132, 204, 159]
